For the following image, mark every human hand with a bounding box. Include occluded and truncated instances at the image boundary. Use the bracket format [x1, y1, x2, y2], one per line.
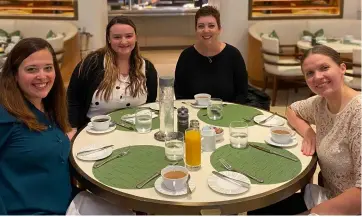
[67, 128, 77, 141]
[301, 128, 316, 156]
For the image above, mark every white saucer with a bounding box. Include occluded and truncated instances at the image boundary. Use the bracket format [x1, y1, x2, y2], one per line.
[190, 102, 209, 109]
[208, 171, 251, 195]
[76, 144, 113, 161]
[86, 122, 116, 134]
[264, 135, 298, 147]
[154, 176, 196, 196]
[253, 114, 285, 127]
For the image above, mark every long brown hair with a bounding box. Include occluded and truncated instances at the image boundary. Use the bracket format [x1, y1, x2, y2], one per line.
[0, 37, 71, 133]
[80, 16, 146, 101]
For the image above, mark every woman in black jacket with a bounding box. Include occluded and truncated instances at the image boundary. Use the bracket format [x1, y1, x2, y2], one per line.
[67, 16, 158, 140]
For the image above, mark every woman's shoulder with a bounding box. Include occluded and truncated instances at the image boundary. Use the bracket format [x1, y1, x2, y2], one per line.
[180, 45, 197, 57]
[224, 43, 242, 56]
[0, 105, 18, 124]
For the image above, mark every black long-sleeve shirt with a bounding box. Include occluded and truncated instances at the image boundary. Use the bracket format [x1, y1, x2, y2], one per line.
[67, 51, 158, 129]
[174, 44, 248, 104]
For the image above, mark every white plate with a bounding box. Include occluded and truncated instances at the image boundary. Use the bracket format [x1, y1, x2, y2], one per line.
[207, 171, 251, 195]
[264, 134, 298, 147]
[86, 122, 116, 134]
[76, 144, 113, 161]
[190, 102, 209, 109]
[253, 114, 285, 127]
[154, 176, 196, 196]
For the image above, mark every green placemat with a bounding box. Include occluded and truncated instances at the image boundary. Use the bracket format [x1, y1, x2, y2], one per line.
[210, 142, 302, 184]
[93, 145, 184, 189]
[197, 104, 263, 127]
[108, 108, 160, 131]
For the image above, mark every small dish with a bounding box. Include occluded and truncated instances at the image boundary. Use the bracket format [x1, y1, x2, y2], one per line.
[86, 122, 116, 134]
[264, 134, 298, 147]
[76, 144, 113, 161]
[190, 102, 209, 109]
[208, 171, 251, 195]
[253, 114, 285, 127]
[154, 176, 196, 196]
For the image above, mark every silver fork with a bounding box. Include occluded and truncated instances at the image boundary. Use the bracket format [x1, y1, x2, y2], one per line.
[93, 146, 130, 168]
[219, 158, 264, 183]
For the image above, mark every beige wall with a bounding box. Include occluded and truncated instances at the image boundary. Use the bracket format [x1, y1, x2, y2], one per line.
[212, 0, 361, 67]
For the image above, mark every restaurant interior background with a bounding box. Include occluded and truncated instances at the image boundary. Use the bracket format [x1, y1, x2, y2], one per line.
[0, 0, 360, 111]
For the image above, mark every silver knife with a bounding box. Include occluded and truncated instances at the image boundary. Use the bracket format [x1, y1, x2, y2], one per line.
[76, 145, 114, 156]
[259, 113, 276, 124]
[212, 171, 250, 188]
[249, 144, 298, 162]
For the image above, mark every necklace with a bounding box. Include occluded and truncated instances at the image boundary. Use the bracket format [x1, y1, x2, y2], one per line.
[207, 56, 212, 63]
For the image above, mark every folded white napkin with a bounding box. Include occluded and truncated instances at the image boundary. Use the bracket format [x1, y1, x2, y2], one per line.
[121, 112, 158, 125]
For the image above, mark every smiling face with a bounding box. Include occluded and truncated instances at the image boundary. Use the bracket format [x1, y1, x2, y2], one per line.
[108, 23, 136, 56]
[16, 49, 55, 105]
[196, 15, 221, 45]
[302, 53, 346, 98]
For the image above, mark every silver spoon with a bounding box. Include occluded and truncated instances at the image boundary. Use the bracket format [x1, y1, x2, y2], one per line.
[186, 174, 192, 197]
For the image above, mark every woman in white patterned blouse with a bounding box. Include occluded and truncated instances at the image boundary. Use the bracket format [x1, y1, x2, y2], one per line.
[286, 45, 361, 215]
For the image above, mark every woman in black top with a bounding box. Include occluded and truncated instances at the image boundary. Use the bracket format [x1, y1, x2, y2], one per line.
[174, 6, 248, 104]
[67, 16, 158, 139]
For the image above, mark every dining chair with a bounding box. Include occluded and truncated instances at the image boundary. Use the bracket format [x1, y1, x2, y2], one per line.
[344, 48, 361, 91]
[261, 34, 305, 106]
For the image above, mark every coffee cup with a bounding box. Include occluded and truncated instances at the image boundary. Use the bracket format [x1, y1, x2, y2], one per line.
[161, 165, 188, 191]
[194, 93, 211, 106]
[11, 36, 21, 43]
[201, 126, 216, 152]
[344, 35, 354, 42]
[90, 115, 111, 131]
[270, 126, 292, 144]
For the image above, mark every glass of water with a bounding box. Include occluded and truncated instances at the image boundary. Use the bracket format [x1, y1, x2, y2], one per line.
[135, 108, 152, 133]
[229, 121, 248, 149]
[165, 132, 184, 161]
[207, 98, 223, 120]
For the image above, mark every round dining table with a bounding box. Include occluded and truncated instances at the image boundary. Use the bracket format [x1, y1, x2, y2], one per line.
[297, 39, 361, 54]
[70, 100, 317, 215]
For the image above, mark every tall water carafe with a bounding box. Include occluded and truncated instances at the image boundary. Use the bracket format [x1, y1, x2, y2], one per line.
[155, 76, 175, 141]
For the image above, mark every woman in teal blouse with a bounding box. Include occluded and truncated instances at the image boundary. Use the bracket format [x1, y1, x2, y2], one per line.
[0, 38, 133, 215]
[0, 38, 73, 215]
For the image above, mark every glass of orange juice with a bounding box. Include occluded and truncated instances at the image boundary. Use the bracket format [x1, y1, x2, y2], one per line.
[185, 127, 201, 170]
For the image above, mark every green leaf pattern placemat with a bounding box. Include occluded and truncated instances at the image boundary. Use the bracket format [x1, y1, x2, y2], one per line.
[109, 108, 160, 131]
[210, 142, 302, 184]
[197, 104, 263, 127]
[93, 145, 184, 189]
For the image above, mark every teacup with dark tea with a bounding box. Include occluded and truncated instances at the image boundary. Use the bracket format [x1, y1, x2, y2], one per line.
[90, 115, 111, 131]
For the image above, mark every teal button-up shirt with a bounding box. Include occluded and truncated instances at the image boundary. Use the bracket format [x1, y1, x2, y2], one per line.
[0, 103, 72, 215]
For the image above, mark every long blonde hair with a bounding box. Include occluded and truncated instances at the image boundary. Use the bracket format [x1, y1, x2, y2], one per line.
[80, 16, 147, 101]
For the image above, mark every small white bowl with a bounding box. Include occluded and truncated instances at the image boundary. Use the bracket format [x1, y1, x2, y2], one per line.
[270, 126, 293, 144]
[194, 93, 211, 106]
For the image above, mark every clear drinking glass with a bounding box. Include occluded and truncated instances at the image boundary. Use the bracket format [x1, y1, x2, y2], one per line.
[229, 121, 248, 149]
[165, 132, 184, 161]
[135, 108, 152, 133]
[207, 98, 223, 120]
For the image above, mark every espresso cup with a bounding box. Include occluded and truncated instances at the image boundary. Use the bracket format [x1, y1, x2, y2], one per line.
[161, 165, 188, 191]
[270, 126, 292, 144]
[90, 115, 111, 131]
[194, 93, 211, 106]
